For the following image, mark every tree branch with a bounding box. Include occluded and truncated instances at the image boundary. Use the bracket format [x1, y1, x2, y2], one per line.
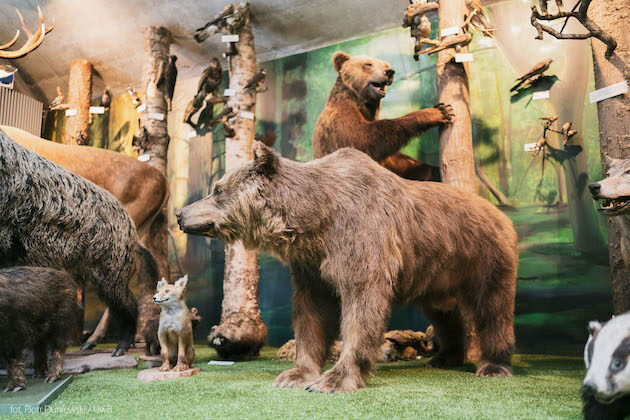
[530, 1, 617, 58]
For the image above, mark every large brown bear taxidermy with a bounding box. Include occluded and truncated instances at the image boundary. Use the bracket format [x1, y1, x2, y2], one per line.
[177, 142, 518, 393]
[313, 52, 454, 181]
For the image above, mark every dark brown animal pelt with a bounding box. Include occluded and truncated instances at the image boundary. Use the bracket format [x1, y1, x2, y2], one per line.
[177, 142, 518, 393]
[313, 52, 451, 181]
[0, 267, 82, 391]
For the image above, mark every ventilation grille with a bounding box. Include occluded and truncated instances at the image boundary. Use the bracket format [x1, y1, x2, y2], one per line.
[0, 87, 43, 136]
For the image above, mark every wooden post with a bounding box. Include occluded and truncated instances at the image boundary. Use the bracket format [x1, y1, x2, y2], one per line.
[204, 4, 267, 361]
[590, 0, 630, 313]
[437, 1, 476, 193]
[135, 25, 172, 340]
[64, 59, 92, 145]
[436, 0, 479, 360]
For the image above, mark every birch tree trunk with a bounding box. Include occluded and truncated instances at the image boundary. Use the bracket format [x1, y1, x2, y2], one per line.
[436, 0, 480, 360]
[590, 0, 630, 313]
[64, 59, 92, 146]
[136, 25, 172, 340]
[207, 6, 267, 360]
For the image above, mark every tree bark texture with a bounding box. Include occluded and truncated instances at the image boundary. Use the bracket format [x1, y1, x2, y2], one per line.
[136, 25, 172, 339]
[206, 6, 267, 361]
[64, 59, 92, 146]
[590, 0, 630, 313]
[437, 0, 480, 361]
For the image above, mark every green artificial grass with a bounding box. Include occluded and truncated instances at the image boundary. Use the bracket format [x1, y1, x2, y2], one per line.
[1, 346, 585, 419]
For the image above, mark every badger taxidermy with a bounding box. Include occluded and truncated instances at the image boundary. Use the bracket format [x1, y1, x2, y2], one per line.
[583, 313, 630, 420]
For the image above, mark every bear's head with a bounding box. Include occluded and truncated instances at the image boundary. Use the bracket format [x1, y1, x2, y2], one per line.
[332, 51, 395, 102]
[176, 141, 283, 248]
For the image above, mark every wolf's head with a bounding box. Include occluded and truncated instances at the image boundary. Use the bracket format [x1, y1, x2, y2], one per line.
[153, 275, 188, 309]
[590, 157, 630, 216]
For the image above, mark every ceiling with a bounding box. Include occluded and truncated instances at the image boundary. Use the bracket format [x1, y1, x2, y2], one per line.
[0, 0, 434, 103]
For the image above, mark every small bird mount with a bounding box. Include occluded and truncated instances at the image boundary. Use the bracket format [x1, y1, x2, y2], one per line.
[529, 115, 579, 159]
[404, 0, 494, 60]
[530, 0, 617, 58]
[194, 2, 250, 62]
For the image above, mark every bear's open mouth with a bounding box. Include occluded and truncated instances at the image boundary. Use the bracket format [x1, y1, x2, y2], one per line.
[598, 196, 630, 215]
[370, 81, 387, 97]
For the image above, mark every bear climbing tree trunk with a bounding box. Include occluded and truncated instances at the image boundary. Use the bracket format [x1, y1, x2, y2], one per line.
[201, 3, 267, 360]
[589, 0, 630, 313]
[436, 0, 480, 361]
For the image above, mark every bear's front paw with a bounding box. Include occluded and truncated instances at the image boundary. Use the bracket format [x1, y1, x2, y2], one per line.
[305, 368, 363, 393]
[434, 103, 455, 124]
[273, 367, 319, 389]
[159, 363, 172, 372]
[476, 362, 513, 378]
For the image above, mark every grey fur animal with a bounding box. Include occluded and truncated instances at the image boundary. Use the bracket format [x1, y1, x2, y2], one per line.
[0, 129, 139, 356]
[177, 142, 518, 393]
[0, 267, 81, 392]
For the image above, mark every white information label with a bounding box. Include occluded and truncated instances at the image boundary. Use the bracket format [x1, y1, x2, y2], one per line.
[136, 103, 146, 113]
[532, 91, 550, 100]
[524, 143, 540, 152]
[149, 112, 165, 121]
[455, 53, 473, 63]
[138, 154, 151, 162]
[208, 360, 235, 366]
[589, 81, 628, 103]
[89, 106, 105, 114]
[187, 131, 197, 139]
[240, 110, 255, 120]
[221, 34, 239, 43]
[441, 26, 460, 37]
[223, 89, 235, 97]
[65, 108, 77, 116]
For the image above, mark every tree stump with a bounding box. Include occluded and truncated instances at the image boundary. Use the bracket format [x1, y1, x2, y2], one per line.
[64, 59, 92, 146]
[135, 25, 172, 340]
[436, 0, 480, 361]
[590, 0, 630, 313]
[205, 4, 267, 361]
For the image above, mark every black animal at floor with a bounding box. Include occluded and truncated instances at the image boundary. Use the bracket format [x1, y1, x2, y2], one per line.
[0, 129, 140, 356]
[0, 267, 82, 392]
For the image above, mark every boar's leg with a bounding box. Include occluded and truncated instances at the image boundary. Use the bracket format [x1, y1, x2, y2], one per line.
[45, 348, 65, 383]
[33, 343, 48, 378]
[5, 354, 26, 392]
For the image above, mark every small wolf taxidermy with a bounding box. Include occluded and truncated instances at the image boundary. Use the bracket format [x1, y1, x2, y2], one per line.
[153, 275, 195, 371]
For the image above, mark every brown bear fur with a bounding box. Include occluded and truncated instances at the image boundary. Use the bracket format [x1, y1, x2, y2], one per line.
[313, 52, 453, 181]
[177, 142, 518, 393]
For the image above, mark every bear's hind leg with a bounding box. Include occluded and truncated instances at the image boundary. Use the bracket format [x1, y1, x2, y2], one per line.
[420, 302, 466, 369]
[274, 269, 340, 390]
[467, 273, 515, 378]
[305, 284, 392, 393]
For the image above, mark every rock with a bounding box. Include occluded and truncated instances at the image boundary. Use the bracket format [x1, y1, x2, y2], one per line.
[137, 367, 201, 382]
[138, 355, 163, 368]
[63, 352, 137, 374]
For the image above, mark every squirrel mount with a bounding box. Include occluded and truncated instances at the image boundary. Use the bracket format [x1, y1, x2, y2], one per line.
[403, 0, 495, 60]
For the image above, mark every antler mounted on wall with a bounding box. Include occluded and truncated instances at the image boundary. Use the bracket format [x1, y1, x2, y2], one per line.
[0, 6, 55, 59]
[530, 0, 617, 58]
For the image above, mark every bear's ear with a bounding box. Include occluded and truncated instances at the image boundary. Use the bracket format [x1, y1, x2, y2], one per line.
[333, 51, 350, 72]
[252, 140, 278, 176]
